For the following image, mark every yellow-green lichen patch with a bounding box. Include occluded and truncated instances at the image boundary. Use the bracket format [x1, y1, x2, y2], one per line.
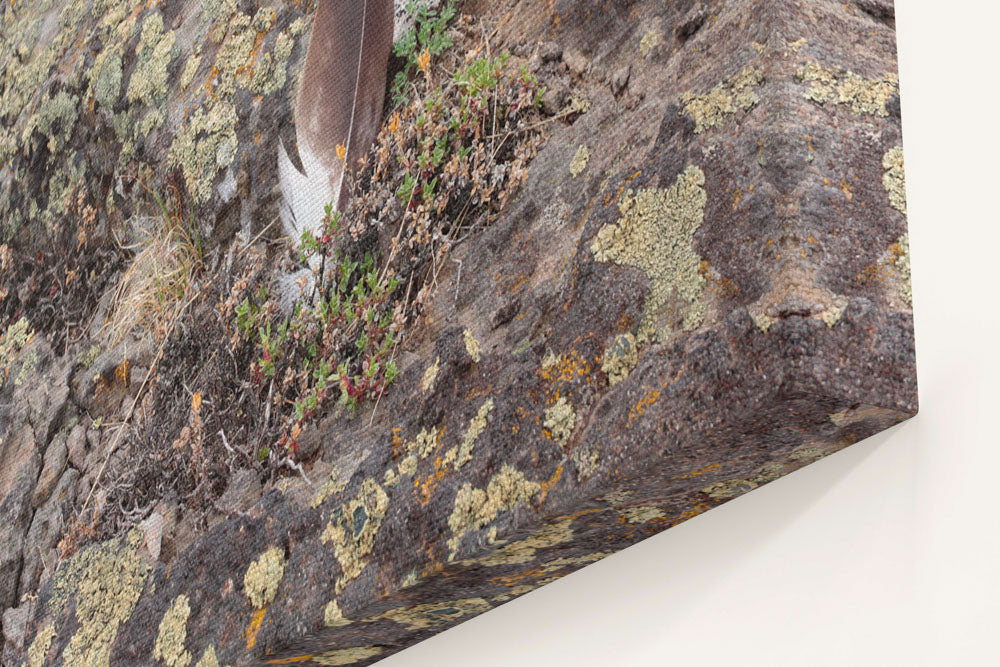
[125, 12, 177, 113]
[168, 102, 239, 204]
[601, 333, 637, 386]
[463, 328, 482, 362]
[571, 444, 600, 481]
[50, 528, 150, 666]
[892, 233, 912, 305]
[310, 468, 348, 508]
[797, 61, 898, 116]
[22, 90, 79, 155]
[26, 623, 56, 667]
[398, 454, 418, 477]
[447, 465, 542, 556]
[591, 165, 708, 341]
[640, 28, 661, 57]
[749, 310, 773, 333]
[152, 594, 192, 667]
[180, 55, 202, 90]
[882, 145, 907, 215]
[681, 67, 763, 133]
[569, 145, 590, 177]
[408, 426, 440, 460]
[1, 317, 34, 382]
[89, 46, 123, 108]
[821, 305, 844, 327]
[375, 598, 492, 630]
[314, 646, 383, 665]
[453, 399, 494, 470]
[324, 600, 352, 628]
[462, 518, 574, 568]
[543, 397, 576, 446]
[619, 505, 665, 523]
[421, 356, 440, 392]
[194, 646, 220, 667]
[701, 478, 757, 501]
[244, 546, 286, 609]
[321, 478, 390, 592]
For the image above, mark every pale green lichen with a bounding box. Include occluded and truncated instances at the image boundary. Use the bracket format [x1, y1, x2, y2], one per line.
[421, 356, 440, 392]
[461, 518, 574, 568]
[168, 102, 239, 203]
[126, 13, 177, 112]
[26, 623, 56, 667]
[244, 546, 286, 609]
[571, 444, 600, 481]
[750, 311, 773, 333]
[601, 333, 637, 386]
[51, 529, 150, 666]
[620, 505, 665, 523]
[314, 646, 383, 665]
[569, 145, 590, 177]
[543, 397, 576, 446]
[14, 347, 38, 387]
[447, 465, 541, 556]
[321, 478, 390, 591]
[821, 305, 844, 327]
[701, 478, 757, 500]
[90, 47, 123, 108]
[797, 61, 898, 116]
[463, 328, 482, 362]
[408, 426, 440, 459]
[180, 55, 202, 90]
[398, 454, 418, 477]
[892, 233, 912, 305]
[194, 646, 220, 667]
[592, 165, 708, 342]
[882, 145, 907, 215]
[375, 598, 492, 630]
[310, 468, 348, 508]
[681, 67, 763, 133]
[453, 399, 494, 469]
[1, 317, 33, 382]
[152, 595, 192, 667]
[639, 28, 660, 57]
[324, 600, 352, 628]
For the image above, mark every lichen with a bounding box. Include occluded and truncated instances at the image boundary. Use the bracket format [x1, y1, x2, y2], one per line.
[882, 145, 907, 215]
[462, 518, 574, 567]
[821, 305, 844, 327]
[591, 165, 708, 341]
[50, 528, 150, 666]
[421, 356, 440, 392]
[168, 102, 239, 204]
[90, 47, 123, 109]
[453, 398, 494, 469]
[125, 12, 177, 112]
[797, 61, 898, 116]
[571, 444, 600, 481]
[408, 426, 440, 459]
[314, 646, 383, 665]
[244, 546, 286, 609]
[701, 478, 757, 500]
[569, 145, 590, 177]
[463, 328, 481, 362]
[153, 595, 192, 667]
[310, 468, 348, 508]
[750, 311, 773, 333]
[543, 397, 576, 446]
[892, 233, 912, 305]
[321, 478, 390, 591]
[639, 28, 660, 57]
[26, 623, 56, 667]
[620, 505, 665, 523]
[194, 646, 220, 667]
[375, 598, 492, 630]
[324, 600, 352, 628]
[447, 465, 542, 556]
[681, 67, 763, 133]
[601, 333, 637, 386]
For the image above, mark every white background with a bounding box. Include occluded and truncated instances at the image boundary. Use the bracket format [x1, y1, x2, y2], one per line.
[384, 2, 1000, 665]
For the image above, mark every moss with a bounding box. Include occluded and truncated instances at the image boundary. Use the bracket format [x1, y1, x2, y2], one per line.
[543, 396, 576, 446]
[463, 328, 481, 362]
[375, 598, 492, 630]
[153, 595, 192, 667]
[591, 165, 708, 342]
[601, 333, 637, 386]
[620, 505, 665, 523]
[323, 600, 352, 628]
[168, 101, 239, 204]
[50, 529, 150, 666]
[569, 145, 590, 177]
[244, 546, 286, 609]
[421, 356, 440, 392]
[194, 646, 220, 667]
[453, 398, 494, 470]
[882, 145, 907, 215]
[314, 646, 383, 665]
[681, 67, 763, 133]
[447, 464, 542, 556]
[321, 478, 390, 592]
[26, 623, 56, 667]
[797, 61, 898, 116]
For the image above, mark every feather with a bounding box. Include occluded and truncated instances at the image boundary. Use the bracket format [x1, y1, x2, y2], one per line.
[279, 0, 395, 247]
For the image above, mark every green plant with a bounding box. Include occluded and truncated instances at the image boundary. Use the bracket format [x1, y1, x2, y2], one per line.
[391, 0, 458, 106]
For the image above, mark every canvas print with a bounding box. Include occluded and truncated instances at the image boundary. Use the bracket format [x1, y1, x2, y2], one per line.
[0, 0, 916, 665]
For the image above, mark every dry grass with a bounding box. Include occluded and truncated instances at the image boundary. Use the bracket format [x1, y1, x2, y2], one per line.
[106, 205, 202, 347]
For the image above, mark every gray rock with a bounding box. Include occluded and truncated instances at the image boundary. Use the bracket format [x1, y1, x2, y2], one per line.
[610, 64, 631, 97]
[2, 603, 29, 651]
[563, 47, 589, 76]
[216, 468, 262, 515]
[66, 422, 88, 471]
[0, 422, 41, 613]
[30, 431, 68, 509]
[19, 468, 78, 596]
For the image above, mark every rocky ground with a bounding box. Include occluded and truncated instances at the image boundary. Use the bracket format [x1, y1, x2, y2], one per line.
[0, 0, 915, 665]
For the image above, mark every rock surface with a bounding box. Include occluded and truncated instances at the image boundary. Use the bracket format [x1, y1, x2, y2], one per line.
[0, 0, 915, 665]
